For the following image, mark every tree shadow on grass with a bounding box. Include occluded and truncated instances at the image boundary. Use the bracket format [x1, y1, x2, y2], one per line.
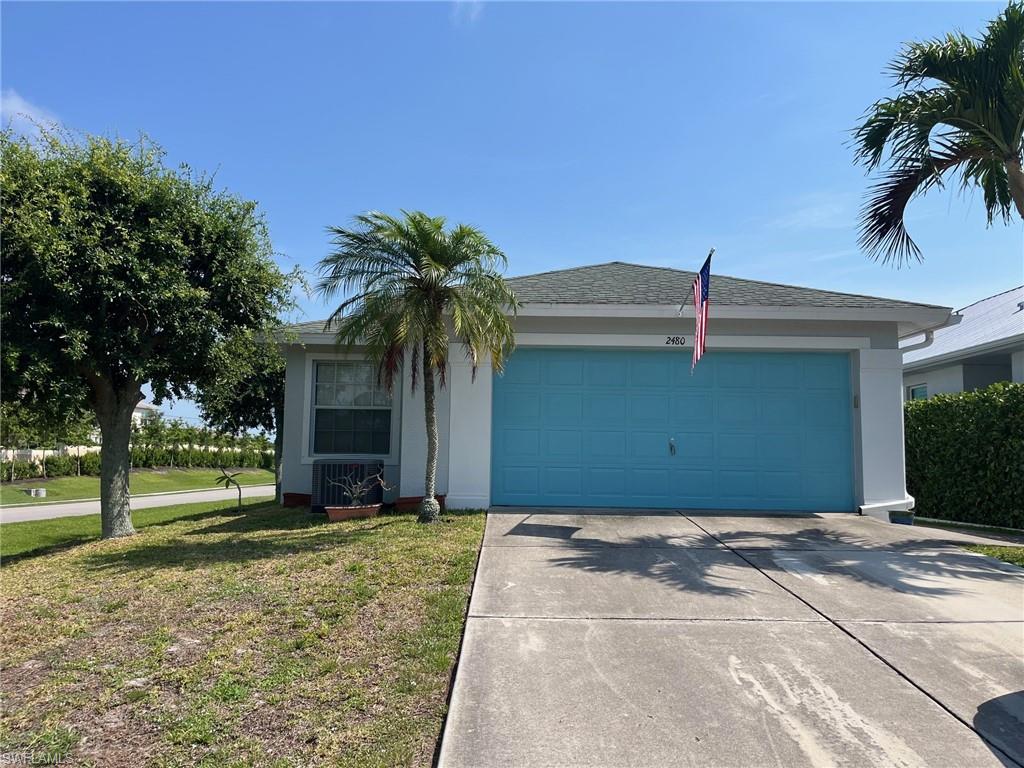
[3, 501, 316, 567]
[79, 519, 399, 573]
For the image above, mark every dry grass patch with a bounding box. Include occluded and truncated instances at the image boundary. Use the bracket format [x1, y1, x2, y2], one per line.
[1, 501, 484, 767]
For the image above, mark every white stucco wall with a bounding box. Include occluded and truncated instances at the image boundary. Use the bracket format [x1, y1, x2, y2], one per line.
[1012, 349, 1024, 383]
[283, 315, 912, 516]
[855, 349, 912, 519]
[902, 364, 963, 397]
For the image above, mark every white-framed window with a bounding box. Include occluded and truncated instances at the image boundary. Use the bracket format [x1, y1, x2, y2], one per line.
[311, 361, 393, 455]
[907, 384, 928, 401]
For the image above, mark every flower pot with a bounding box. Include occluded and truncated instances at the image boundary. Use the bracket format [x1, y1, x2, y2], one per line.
[325, 504, 381, 522]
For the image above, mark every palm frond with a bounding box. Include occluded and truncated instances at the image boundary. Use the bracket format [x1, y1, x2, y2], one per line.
[317, 210, 517, 392]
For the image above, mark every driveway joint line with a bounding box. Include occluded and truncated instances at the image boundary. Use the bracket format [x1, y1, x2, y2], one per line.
[681, 512, 1024, 768]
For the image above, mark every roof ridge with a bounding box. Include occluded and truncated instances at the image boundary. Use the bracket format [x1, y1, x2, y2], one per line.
[509, 260, 947, 310]
[954, 284, 1024, 313]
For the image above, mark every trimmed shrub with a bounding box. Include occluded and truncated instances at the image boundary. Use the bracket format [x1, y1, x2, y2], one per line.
[41, 454, 76, 478]
[0, 459, 40, 482]
[905, 382, 1024, 529]
[79, 452, 102, 476]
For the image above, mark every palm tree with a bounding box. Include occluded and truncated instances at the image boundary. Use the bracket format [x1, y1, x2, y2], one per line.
[853, 2, 1024, 264]
[316, 211, 518, 523]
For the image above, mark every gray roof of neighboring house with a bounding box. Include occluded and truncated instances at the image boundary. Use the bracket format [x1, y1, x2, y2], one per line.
[506, 262, 945, 309]
[903, 285, 1024, 367]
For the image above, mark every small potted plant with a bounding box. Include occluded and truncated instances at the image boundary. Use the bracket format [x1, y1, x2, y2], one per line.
[324, 470, 391, 522]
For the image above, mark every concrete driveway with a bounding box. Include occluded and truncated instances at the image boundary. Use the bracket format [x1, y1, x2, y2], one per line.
[438, 510, 1024, 768]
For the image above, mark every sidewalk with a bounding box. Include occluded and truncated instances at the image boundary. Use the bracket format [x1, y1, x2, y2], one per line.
[0, 484, 276, 523]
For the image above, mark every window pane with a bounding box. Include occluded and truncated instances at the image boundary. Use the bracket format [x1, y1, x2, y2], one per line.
[373, 385, 392, 406]
[371, 431, 390, 454]
[352, 431, 372, 453]
[334, 431, 354, 453]
[316, 363, 335, 383]
[315, 383, 335, 406]
[313, 408, 391, 455]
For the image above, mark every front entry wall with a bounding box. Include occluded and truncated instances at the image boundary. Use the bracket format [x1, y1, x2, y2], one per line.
[490, 348, 854, 511]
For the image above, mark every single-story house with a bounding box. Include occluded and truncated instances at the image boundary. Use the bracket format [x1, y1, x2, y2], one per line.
[279, 262, 952, 520]
[902, 285, 1024, 400]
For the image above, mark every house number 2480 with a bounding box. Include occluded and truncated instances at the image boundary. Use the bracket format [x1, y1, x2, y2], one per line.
[664, 336, 686, 346]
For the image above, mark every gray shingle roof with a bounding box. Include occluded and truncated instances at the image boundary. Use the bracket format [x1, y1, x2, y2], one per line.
[507, 262, 946, 310]
[903, 285, 1024, 366]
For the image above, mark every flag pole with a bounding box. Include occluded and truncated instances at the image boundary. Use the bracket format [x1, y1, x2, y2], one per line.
[678, 247, 715, 317]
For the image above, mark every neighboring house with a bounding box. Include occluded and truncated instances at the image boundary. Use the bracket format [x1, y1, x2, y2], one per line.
[132, 401, 161, 424]
[902, 286, 1024, 400]
[279, 262, 951, 520]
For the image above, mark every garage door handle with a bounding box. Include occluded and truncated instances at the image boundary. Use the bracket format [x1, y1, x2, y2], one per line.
[669, 438, 677, 456]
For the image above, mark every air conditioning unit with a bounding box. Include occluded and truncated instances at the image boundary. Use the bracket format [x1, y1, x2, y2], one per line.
[311, 460, 391, 513]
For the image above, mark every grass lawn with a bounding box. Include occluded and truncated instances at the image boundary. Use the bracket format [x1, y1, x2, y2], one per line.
[0, 499, 485, 767]
[1, 467, 276, 507]
[962, 545, 1024, 568]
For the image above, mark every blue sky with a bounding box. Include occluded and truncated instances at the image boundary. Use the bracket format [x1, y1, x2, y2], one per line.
[3, 1, 1022, 421]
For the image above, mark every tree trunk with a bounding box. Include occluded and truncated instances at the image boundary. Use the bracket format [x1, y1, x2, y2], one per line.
[418, 347, 441, 524]
[1006, 156, 1024, 220]
[273, 401, 284, 506]
[93, 381, 141, 539]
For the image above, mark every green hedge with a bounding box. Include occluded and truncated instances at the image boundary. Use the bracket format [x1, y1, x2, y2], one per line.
[905, 382, 1024, 529]
[1, 447, 272, 482]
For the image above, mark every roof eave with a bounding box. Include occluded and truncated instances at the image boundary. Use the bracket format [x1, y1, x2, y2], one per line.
[903, 332, 1024, 372]
[517, 301, 951, 328]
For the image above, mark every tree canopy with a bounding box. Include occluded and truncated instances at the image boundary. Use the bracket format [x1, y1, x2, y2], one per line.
[853, 2, 1024, 264]
[1, 129, 292, 536]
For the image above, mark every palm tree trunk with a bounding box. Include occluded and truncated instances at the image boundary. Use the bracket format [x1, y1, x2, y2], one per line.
[1006, 157, 1024, 220]
[418, 344, 441, 524]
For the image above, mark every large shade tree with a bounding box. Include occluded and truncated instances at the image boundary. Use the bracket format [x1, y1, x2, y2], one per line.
[853, 2, 1024, 263]
[1, 130, 291, 537]
[194, 331, 287, 502]
[316, 211, 518, 523]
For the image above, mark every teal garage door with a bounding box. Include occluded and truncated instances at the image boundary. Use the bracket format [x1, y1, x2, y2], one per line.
[490, 348, 853, 511]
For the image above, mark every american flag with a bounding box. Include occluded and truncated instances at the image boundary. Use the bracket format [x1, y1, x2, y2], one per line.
[691, 250, 713, 370]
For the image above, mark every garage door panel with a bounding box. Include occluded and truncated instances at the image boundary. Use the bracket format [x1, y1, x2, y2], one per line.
[543, 467, 582, 496]
[718, 470, 759, 500]
[676, 433, 714, 463]
[503, 429, 540, 457]
[718, 395, 757, 425]
[545, 356, 584, 386]
[630, 431, 672, 459]
[584, 431, 627, 458]
[504, 392, 541, 423]
[761, 358, 802, 389]
[718, 433, 758, 462]
[718, 359, 758, 388]
[543, 430, 581, 459]
[584, 393, 627, 423]
[542, 393, 582, 424]
[628, 468, 671, 497]
[670, 392, 714, 425]
[492, 349, 853, 511]
[630, 394, 670, 423]
[630, 357, 672, 387]
[586, 356, 629, 387]
[501, 466, 539, 495]
[588, 468, 627, 496]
